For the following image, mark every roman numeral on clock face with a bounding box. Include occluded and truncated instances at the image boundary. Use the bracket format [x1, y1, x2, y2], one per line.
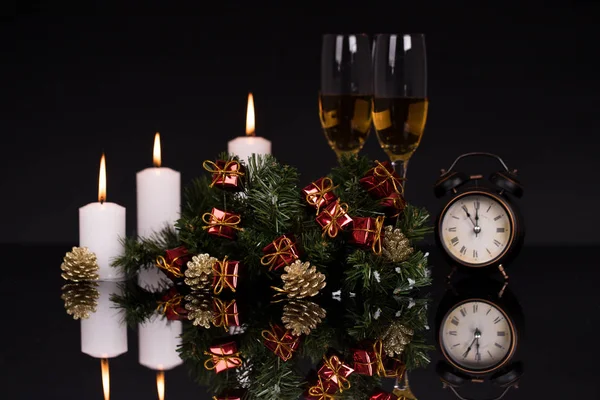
[497, 331, 506, 336]
[451, 316, 459, 326]
[473, 250, 478, 258]
[459, 246, 467, 255]
[494, 343, 504, 349]
[494, 316, 502, 324]
[493, 239, 502, 247]
[449, 331, 457, 336]
[473, 304, 478, 313]
[448, 227, 457, 232]
[496, 227, 505, 233]
[460, 308, 467, 317]
[451, 237, 459, 246]
[494, 215, 503, 221]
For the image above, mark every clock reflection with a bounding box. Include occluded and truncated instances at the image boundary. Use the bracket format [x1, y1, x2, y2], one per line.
[435, 275, 524, 400]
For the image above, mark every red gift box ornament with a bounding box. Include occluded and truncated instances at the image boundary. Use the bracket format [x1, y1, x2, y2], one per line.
[202, 159, 246, 191]
[203, 341, 242, 373]
[369, 390, 399, 400]
[156, 288, 187, 321]
[316, 200, 353, 238]
[350, 216, 385, 255]
[202, 208, 243, 239]
[302, 177, 338, 214]
[155, 246, 192, 280]
[360, 161, 405, 199]
[318, 355, 354, 393]
[352, 346, 377, 376]
[261, 323, 301, 361]
[212, 298, 240, 331]
[212, 256, 239, 295]
[306, 377, 340, 400]
[381, 191, 407, 218]
[260, 235, 300, 271]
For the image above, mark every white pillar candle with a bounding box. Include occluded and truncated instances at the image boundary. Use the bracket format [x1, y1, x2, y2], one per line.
[138, 314, 183, 371]
[136, 132, 181, 238]
[81, 281, 128, 358]
[227, 92, 271, 164]
[137, 265, 183, 371]
[79, 154, 126, 281]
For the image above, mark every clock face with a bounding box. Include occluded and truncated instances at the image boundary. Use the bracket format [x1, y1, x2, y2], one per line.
[440, 300, 515, 373]
[439, 192, 514, 266]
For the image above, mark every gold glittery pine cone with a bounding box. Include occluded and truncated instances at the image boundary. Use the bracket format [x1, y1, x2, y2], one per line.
[185, 253, 216, 290]
[61, 282, 100, 320]
[279, 260, 326, 299]
[61, 246, 99, 282]
[382, 226, 414, 263]
[184, 291, 213, 328]
[281, 299, 326, 336]
[380, 321, 414, 357]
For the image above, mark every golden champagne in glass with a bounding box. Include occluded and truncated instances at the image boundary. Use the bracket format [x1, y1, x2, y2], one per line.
[320, 34, 373, 159]
[373, 34, 427, 184]
[319, 94, 372, 157]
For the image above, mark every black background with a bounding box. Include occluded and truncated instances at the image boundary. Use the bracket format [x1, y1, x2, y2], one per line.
[1, 3, 599, 400]
[1, 2, 598, 245]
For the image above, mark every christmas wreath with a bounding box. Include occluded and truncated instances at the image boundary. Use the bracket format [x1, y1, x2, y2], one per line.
[63, 154, 433, 399]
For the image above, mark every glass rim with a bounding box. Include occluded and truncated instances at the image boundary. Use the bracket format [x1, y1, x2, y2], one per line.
[322, 33, 370, 38]
[374, 33, 425, 37]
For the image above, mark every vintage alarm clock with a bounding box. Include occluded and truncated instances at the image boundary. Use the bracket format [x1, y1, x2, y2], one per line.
[434, 152, 524, 272]
[435, 276, 524, 400]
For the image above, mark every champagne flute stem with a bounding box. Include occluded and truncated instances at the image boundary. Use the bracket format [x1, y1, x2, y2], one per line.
[391, 160, 409, 192]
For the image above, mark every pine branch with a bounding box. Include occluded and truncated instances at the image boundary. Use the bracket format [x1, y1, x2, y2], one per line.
[329, 155, 383, 216]
[246, 154, 304, 235]
[110, 280, 160, 327]
[393, 251, 432, 295]
[246, 350, 304, 400]
[398, 204, 433, 242]
[111, 226, 180, 277]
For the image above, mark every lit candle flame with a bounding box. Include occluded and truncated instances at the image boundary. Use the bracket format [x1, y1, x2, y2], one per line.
[98, 153, 107, 203]
[245, 92, 255, 136]
[101, 358, 110, 400]
[153, 132, 161, 167]
[156, 370, 165, 400]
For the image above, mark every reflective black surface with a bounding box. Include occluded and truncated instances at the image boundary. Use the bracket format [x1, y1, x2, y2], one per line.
[2, 245, 597, 399]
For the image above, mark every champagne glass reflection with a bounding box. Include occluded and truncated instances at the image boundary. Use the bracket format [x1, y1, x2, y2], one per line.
[373, 34, 428, 185]
[319, 34, 373, 159]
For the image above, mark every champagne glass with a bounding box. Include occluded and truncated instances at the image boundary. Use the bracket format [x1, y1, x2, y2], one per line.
[319, 34, 373, 159]
[372, 34, 428, 184]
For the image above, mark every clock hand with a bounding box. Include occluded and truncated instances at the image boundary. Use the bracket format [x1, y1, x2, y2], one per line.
[475, 338, 481, 363]
[461, 205, 476, 227]
[474, 200, 481, 237]
[462, 337, 477, 359]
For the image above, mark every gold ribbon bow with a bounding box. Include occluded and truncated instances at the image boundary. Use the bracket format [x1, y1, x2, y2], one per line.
[320, 201, 349, 238]
[305, 177, 337, 214]
[212, 298, 237, 331]
[354, 216, 385, 255]
[321, 355, 352, 392]
[202, 211, 243, 233]
[203, 348, 242, 371]
[372, 340, 406, 378]
[260, 237, 297, 271]
[307, 378, 341, 400]
[155, 254, 185, 278]
[202, 160, 245, 188]
[212, 256, 238, 295]
[371, 160, 405, 195]
[261, 324, 296, 361]
[156, 293, 184, 316]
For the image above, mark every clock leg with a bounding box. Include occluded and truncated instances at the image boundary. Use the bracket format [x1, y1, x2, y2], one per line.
[498, 264, 509, 298]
